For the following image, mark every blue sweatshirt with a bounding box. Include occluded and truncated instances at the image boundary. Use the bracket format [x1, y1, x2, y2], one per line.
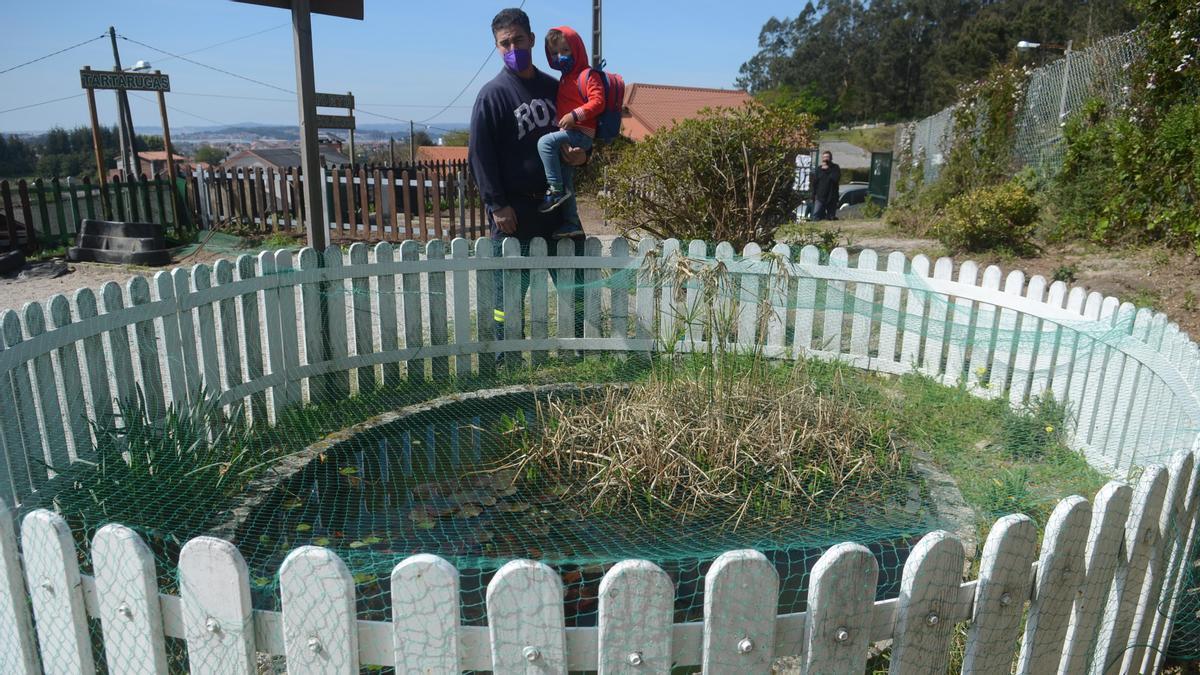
[468, 67, 560, 212]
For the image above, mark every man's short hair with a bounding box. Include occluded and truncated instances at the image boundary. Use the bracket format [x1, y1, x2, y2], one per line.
[492, 8, 532, 36]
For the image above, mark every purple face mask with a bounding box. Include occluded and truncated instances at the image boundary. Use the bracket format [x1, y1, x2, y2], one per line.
[503, 48, 532, 73]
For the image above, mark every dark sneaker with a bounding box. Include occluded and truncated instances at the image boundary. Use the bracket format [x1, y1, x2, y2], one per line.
[539, 188, 573, 213]
[552, 222, 584, 239]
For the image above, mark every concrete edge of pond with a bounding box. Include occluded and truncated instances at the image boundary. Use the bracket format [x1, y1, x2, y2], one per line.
[206, 382, 625, 543]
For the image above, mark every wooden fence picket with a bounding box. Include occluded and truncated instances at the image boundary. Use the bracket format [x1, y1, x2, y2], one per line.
[179, 537, 257, 675]
[877, 251, 906, 364]
[450, 238, 473, 378]
[487, 559, 566, 673]
[944, 260, 977, 384]
[585, 237, 605, 345]
[348, 243, 376, 393]
[849, 247, 878, 357]
[556, 238, 576, 345]
[888, 531, 964, 673]
[92, 524, 168, 673]
[0, 338, 29, 500]
[400, 240, 426, 380]
[598, 560, 674, 675]
[21, 509, 94, 674]
[427, 239, 450, 380]
[2, 311, 44, 490]
[1051, 287, 1087, 402]
[170, 269, 202, 406]
[1109, 309, 1154, 465]
[767, 242, 791, 355]
[0, 498, 39, 675]
[899, 254, 929, 369]
[793, 245, 820, 357]
[236, 256, 268, 423]
[1009, 275, 1047, 405]
[1092, 302, 1137, 454]
[280, 546, 358, 674]
[804, 543, 878, 674]
[502, 237, 525, 368]
[190, 265, 222, 402]
[214, 260, 246, 412]
[258, 251, 287, 420]
[374, 242, 402, 386]
[609, 237, 630, 341]
[1059, 481, 1134, 674]
[921, 257, 953, 378]
[529, 238, 550, 366]
[1076, 296, 1120, 450]
[48, 295, 89, 460]
[702, 549, 778, 674]
[968, 266, 1002, 394]
[475, 238, 497, 379]
[1095, 464, 1169, 675]
[1032, 280, 1067, 397]
[1016, 495, 1091, 674]
[1147, 452, 1200, 674]
[273, 250, 302, 409]
[821, 247, 848, 355]
[22, 303, 69, 474]
[323, 245, 352, 397]
[391, 554, 460, 672]
[962, 514, 1037, 675]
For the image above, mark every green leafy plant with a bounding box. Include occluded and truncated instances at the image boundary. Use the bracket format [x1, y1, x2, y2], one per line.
[1001, 393, 1072, 459]
[1052, 264, 1078, 283]
[932, 179, 1039, 253]
[599, 100, 815, 249]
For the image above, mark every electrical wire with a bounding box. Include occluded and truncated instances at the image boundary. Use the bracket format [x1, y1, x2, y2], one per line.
[0, 34, 107, 75]
[414, 0, 525, 124]
[0, 94, 85, 115]
[127, 92, 227, 126]
[153, 23, 289, 64]
[118, 34, 296, 94]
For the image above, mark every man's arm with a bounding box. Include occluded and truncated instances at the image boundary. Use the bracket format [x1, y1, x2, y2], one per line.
[468, 94, 509, 213]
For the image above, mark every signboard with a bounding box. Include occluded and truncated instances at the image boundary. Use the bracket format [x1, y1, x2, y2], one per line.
[316, 92, 354, 109]
[80, 69, 171, 92]
[315, 114, 355, 130]
[231, 0, 363, 20]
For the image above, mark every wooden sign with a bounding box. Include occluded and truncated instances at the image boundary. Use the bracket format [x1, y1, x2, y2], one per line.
[80, 69, 171, 92]
[316, 92, 354, 109]
[231, 0, 363, 20]
[315, 114, 355, 130]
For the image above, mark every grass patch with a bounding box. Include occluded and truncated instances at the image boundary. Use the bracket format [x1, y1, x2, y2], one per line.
[818, 124, 899, 153]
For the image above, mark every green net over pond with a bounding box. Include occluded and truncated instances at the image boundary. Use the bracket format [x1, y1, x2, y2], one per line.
[2, 235, 1197, 670]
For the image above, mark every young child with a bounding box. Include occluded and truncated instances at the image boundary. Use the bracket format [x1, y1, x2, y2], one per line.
[538, 26, 605, 238]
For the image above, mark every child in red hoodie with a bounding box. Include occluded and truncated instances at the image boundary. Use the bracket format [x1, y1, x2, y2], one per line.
[538, 25, 604, 238]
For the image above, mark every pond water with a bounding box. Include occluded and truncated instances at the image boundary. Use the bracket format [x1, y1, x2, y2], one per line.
[232, 387, 942, 625]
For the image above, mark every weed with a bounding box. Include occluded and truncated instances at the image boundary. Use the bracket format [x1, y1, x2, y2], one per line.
[1052, 264, 1078, 283]
[1184, 289, 1197, 312]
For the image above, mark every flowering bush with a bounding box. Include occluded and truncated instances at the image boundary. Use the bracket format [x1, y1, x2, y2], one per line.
[933, 180, 1039, 253]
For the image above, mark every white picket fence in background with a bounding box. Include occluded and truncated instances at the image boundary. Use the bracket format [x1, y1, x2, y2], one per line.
[0, 236, 1198, 672]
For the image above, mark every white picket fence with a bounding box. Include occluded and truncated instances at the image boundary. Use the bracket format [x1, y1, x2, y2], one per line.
[0, 236, 1198, 672]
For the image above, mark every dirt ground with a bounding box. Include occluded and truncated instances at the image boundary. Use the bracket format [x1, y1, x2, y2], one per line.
[3, 205, 1197, 342]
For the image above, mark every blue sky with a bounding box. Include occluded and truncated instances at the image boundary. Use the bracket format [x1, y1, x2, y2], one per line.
[0, 0, 802, 134]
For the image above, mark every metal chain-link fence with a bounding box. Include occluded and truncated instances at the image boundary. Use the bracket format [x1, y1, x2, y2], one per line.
[900, 30, 1143, 186]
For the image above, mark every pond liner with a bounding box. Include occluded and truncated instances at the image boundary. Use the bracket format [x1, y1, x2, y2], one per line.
[67, 219, 171, 266]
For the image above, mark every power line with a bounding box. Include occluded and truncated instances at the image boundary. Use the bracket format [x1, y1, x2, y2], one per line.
[118, 34, 296, 95]
[127, 92, 227, 126]
[154, 23, 289, 64]
[0, 34, 107, 76]
[0, 94, 85, 116]
[415, 0, 525, 124]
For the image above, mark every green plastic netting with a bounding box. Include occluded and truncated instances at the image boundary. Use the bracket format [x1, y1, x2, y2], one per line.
[2, 235, 1198, 672]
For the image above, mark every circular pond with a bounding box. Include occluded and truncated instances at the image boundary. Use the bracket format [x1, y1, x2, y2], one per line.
[221, 384, 951, 625]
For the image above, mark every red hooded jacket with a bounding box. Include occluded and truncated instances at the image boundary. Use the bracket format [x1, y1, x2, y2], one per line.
[545, 25, 605, 137]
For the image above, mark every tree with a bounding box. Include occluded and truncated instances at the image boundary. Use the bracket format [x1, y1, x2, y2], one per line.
[410, 130, 433, 148]
[440, 129, 470, 146]
[193, 145, 227, 165]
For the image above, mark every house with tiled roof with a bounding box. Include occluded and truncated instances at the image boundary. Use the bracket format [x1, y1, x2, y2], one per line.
[621, 83, 753, 141]
[220, 146, 349, 172]
[416, 146, 468, 163]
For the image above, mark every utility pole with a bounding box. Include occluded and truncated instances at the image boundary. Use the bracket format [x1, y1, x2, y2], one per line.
[292, 0, 327, 250]
[591, 0, 602, 68]
[389, 136, 396, 165]
[409, 120, 416, 164]
[108, 26, 143, 178]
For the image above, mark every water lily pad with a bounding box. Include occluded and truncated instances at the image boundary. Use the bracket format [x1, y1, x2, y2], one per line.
[498, 501, 530, 513]
[295, 523, 312, 532]
[339, 467, 358, 476]
[456, 504, 483, 518]
[253, 576, 272, 587]
[353, 573, 376, 584]
[363, 535, 383, 545]
[313, 537, 331, 546]
[349, 541, 366, 549]
[480, 495, 498, 507]
[414, 518, 437, 530]
[282, 499, 303, 509]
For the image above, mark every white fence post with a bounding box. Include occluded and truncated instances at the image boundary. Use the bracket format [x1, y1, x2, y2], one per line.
[92, 523, 168, 673]
[179, 536, 257, 675]
[889, 530, 964, 673]
[962, 514, 1037, 674]
[487, 559, 566, 673]
[0, 498, 39, 674]
[391, 553, 460, 673]
[598, 560, 674, 674]
[1017, 495, 1090, 673]
[804, 543, 878, 674]
[280, 545, 358, 674]
[21, 509, 94, 674]
[702, 549, 778, 674]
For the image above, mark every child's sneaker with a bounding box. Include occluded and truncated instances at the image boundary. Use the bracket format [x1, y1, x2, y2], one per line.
[539, 188, 573, 213]
[552, 222, 584, 239]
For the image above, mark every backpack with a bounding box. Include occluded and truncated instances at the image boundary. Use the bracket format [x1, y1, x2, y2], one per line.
[576, 62, 626, 142]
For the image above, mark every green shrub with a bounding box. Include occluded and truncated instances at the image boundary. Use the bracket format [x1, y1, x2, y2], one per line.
[598, 101, 815, 249]
[931, 180, 1039, 253]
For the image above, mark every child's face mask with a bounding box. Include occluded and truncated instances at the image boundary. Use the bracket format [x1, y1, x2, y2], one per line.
[551, 53, 575, 72]
[503, 48, 533, 72]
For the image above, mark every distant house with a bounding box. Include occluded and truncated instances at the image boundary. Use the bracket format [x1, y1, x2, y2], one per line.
[621, 83, 753, 141]
[220, 145, 349, 172]
[415, 146, 468, 163]
[109, 151, 192, 180]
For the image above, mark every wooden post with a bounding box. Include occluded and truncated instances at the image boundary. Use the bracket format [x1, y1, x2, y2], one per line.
[154, 71, 182, 235]
[409, 120, 416, 164]
[347, 91, 356, 172]
[82, 68, 111, 220]
[292, 0, 327, 250]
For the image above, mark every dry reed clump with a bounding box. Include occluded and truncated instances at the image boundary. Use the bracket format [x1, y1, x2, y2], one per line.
[496, 360, 909, 529]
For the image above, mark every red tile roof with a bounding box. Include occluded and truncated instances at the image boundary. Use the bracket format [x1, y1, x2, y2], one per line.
[416, 146, 469, 163]
[136, 151, 189, 162]
[621, 83, 753, 141]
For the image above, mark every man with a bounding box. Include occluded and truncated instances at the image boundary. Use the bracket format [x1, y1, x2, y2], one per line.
[810, 150, 841, 221]
[468, 7, 588, 351]
[469, 7, 587, 240]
